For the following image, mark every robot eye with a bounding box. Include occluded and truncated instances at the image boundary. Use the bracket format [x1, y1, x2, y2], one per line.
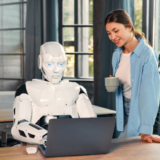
[60, 62, 64, 66]
[48, 62, 52, 66]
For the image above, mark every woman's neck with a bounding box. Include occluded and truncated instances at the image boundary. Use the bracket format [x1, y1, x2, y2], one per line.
[122, 36, 139, 54]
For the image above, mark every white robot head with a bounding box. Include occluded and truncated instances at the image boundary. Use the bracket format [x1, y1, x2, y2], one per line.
[38, 42, 67, 84]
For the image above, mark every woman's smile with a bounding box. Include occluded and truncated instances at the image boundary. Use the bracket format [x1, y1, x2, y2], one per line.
[114, 39, 121, 44]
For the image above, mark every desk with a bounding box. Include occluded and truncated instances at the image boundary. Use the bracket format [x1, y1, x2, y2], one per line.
[93, 105, 116, 115]
[0, 106, 116, 122]
[0, 109, 13, 122]
[0, 137, 159, 160]
[0, 106, 115, 147]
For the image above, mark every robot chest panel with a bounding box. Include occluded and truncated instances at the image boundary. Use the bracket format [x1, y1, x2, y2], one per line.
[57, 83, 81, 104]
[55, 89, 78, 107]
[32, 85, 80, 121]
[39, 85, 80, 108]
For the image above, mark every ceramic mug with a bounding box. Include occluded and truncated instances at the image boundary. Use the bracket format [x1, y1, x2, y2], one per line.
[105, 77, 119, 92]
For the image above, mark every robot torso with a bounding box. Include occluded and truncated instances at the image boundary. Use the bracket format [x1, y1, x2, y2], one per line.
[26, 79, 81, 124]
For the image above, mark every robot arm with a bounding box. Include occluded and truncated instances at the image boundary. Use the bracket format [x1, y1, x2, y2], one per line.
[11, 86, 47, 144]
[76, 86, 97, 118]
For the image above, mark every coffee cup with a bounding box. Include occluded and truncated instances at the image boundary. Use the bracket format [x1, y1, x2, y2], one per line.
[105, 77, 119, 92]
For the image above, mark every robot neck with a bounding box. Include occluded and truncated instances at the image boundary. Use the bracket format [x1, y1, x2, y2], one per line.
[44, 77, 64, 85]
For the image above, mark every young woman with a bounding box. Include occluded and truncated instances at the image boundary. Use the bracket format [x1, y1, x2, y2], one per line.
[105, 9, 160, 143]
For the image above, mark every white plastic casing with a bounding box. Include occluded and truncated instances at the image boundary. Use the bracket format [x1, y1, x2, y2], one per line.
[11, 42, 97, 145]
[11, 79, 96, 144]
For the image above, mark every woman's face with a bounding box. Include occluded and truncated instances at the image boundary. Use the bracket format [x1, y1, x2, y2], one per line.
[105, 22, 132, 47]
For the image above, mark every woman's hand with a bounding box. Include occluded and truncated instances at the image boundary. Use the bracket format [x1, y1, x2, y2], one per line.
[140, 133, 160, 143]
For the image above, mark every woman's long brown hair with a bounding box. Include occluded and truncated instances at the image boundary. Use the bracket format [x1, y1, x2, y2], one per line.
[105, 9, 148, 44]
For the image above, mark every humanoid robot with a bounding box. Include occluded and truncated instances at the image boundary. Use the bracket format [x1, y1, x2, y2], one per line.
[11, 42, 97, 144]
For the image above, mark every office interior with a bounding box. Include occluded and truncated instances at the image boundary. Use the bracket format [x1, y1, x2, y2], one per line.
[0, 0, 160, 157]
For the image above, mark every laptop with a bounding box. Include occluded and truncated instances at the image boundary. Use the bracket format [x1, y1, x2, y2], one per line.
[38, 117, 116, 157]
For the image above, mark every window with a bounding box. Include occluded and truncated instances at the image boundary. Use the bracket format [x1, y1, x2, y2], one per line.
[154, 0, 160, 135]
[0, 0, 27, 91]
[154, 0, 160, 57]
[135, 0, 155, 47]
[134, 0, 142, 33]
[59, 0, 93, 79]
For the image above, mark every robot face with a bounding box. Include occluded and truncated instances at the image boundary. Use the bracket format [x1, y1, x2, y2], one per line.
[42, 54, 67, 84]
[40, 42, 67, 84]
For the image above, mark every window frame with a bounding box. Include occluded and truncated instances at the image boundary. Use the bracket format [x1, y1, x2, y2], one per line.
[59, 0, 94, 80]
[0, 0, 26, 86]
[142, 0, 155, 46]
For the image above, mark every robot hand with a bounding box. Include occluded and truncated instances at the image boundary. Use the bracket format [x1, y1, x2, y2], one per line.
[12, 120, 48, 144]
[42, 134, 48, 145]
[11, 93, 48, 144]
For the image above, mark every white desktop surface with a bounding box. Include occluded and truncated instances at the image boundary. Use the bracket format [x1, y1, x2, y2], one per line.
[93, 105, 116, 115]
